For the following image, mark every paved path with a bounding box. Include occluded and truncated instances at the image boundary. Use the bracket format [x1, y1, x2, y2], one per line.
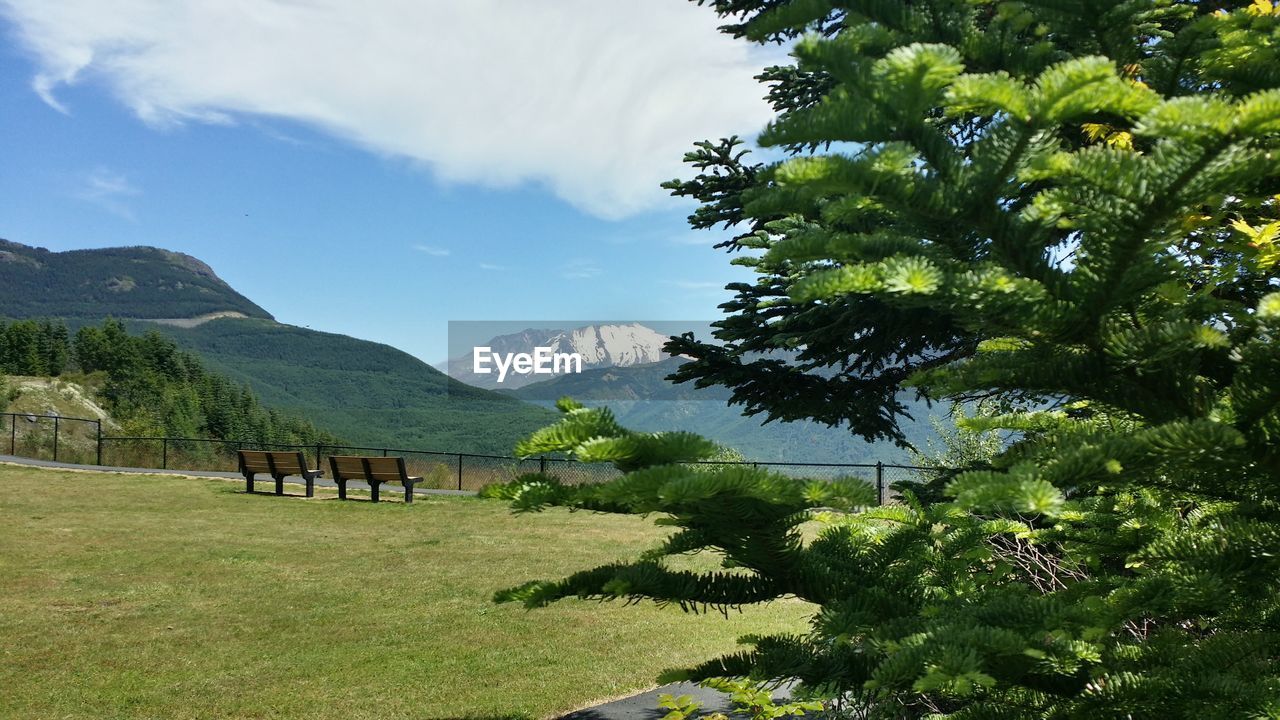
[559, 682, 741, 720]
[560, 681, 797, 720]
[0, 454, 475, 497]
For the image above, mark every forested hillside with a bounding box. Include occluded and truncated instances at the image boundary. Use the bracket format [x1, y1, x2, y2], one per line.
[0, 239, 270, 320]
[132, 317, 557, 454]
[0, 317, 336, 446]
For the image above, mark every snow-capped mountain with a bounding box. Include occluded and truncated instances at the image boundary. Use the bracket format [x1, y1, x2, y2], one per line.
[447, 322, 674, 389]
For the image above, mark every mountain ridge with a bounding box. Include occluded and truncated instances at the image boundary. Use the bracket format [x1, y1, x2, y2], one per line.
[0, 239, 272, 320]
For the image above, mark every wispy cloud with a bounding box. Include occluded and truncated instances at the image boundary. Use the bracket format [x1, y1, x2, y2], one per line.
[478, 262, 505, 271]
[32, 74, 69, 114]
[73, 166, 140, 219]
[561, 259, 602, 280]
[1, 0, 779, 220]
[412, 244, 450, 257]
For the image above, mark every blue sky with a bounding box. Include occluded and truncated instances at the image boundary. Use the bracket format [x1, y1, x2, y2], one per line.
[0, 1, 783, 363]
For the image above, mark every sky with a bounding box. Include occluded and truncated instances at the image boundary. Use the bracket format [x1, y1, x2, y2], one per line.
[0, 0, 785, 363]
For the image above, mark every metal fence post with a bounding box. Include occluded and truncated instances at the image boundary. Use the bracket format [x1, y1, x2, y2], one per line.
[96, 420, 103, 466]
[457, 454, 463, 491]
[162, 438, 169, 469]
[9, 414, 15, 455]
[315, 443, 323, 469]
[53, 416, 59, 461]
[539, 455, 547, 474]
[875, 462, 884, 505]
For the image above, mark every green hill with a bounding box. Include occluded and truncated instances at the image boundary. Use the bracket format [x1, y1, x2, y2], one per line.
[0, 239, 271, 320]
[130, 317, 555, 454]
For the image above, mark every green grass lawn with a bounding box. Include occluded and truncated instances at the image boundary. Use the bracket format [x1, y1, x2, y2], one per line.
[0, 463, 810, 719]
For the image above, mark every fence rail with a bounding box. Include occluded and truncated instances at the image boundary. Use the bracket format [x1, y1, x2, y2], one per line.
[2, 411, 103, 465]
[2, 411, 940, 499]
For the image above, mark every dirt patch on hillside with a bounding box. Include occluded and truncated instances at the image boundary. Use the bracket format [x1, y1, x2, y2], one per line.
[142, 311, 250, 328]
[8, 377, 114, 426]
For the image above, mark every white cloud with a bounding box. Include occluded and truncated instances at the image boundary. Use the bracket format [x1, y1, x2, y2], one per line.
[413, 244, 450, 257]
[478, 262, 505, 271]
[74, 166, 140, 219]
[1, 0, 778, 219]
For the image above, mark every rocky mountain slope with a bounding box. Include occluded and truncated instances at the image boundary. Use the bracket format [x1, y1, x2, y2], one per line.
[447, 322, 673, 389]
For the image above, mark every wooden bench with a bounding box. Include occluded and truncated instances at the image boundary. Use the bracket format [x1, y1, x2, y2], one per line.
[328, 455, 422, 503]
[238, 450, 324, 497]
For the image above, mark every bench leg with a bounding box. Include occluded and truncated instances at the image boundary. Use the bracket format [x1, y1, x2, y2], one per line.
[306, 477, 314, 498]
[245, 473, 255, 493]
[404, 482, 415, 503]
[370, 481, 381, 503]
[337, 479, 347, 500]
[274, 476, 285, 496]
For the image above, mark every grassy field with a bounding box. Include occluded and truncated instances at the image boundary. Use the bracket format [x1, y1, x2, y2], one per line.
[0, 463, 810, 720]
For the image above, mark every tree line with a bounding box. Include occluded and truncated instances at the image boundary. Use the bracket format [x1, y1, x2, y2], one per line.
[0, 318, 339, 446]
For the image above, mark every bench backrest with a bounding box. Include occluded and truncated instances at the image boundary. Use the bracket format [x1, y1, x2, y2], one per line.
[329, 455, 409, 483]
[238, 450, 308, 475]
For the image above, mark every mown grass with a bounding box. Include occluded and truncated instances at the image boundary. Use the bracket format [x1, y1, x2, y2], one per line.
[0, 463, 810, 719]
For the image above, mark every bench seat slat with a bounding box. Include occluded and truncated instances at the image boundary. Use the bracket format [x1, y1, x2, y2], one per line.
[332, 457, 366, 477]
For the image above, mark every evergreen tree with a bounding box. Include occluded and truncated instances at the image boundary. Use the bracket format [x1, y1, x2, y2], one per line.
[37, 320, 69, 376]
[490, 1, 1280, 716]
[72, 324, 110, 374]
[1, 320, 46, 376]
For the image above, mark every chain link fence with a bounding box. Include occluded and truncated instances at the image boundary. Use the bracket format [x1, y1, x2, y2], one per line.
[4, 412, 946, 501]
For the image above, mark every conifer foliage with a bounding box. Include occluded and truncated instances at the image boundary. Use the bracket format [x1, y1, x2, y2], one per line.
[493, 1, 1280, 716]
